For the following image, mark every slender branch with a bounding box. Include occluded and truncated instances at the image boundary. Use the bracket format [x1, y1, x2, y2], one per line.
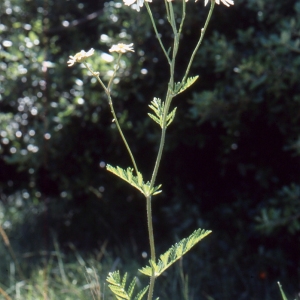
[181, 0, 215, 85]
[169, 1, 179, 85]
[164, 0, 171, 24]
[145, 2, 171, 65]
[83, 63, 139, 174]
[107, 53, 122, 91]
[178, 0, 186, 36]
[168, 1, 178, 37]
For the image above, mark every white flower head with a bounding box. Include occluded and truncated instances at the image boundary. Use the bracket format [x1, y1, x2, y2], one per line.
[109, 43, 134, 54]
[67, 48, 95, 67]
[203, 0, 234, 7]
[168, 0, 233, 4]
[123, 0, 152, 12]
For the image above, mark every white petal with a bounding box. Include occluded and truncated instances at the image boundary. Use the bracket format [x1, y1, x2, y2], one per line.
[123, 0, 136, 5]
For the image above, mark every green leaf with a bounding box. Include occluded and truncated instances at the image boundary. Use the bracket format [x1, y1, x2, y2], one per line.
[166, 107, 177, 126]
[107, 271, 148, 300]
[148, 97, 176, 128]
[147, 113, 161, 126]
[176, 76, 199, 95]
[106, 165, 143, 194]
[107, 271, 130, 300]
[148, 97, 164, 128]
[127, 278, 136, 298]
[121, 272, 128, 288]
[133, 285, 149, 300]
[106, 165, 162, 197]
[139, 228, 211, 277]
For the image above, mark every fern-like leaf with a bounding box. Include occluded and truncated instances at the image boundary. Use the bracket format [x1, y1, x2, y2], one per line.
[148, 113, 161, 126]
[106, 165, 162, 197]
[166, 107, 177, 126]
[107, 271, 149, 300]
[139, 228, 211, 277]
[127, 277, 136, 298]
[176, 76, 199, 95]
[133, 285, 149, 300]
[148, 98, 164, 128]
[106, 165, 143, 194]
[148, 98, 176, 128]
[107, 271, 131, 299]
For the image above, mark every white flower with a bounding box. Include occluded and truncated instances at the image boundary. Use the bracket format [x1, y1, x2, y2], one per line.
[67, 48, 95, 67]
[169, 0, 233, 4]
[204, 0, 234, 7]
[109, 43, 134, 54]
[123, 0, 152, 12]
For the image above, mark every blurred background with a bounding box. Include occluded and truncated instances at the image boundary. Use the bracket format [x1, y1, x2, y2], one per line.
[0, 0, 300, 299]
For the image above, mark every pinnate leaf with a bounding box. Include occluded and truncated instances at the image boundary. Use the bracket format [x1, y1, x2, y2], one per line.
[107, 271, 149, 300]
[148, 97, 177, 128]
[139, 228, 211, 277]
[176, 76, 199, 95]
[106, 164, 162, 196]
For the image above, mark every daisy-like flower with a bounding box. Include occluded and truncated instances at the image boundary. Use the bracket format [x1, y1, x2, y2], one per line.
[167, 0, 232, 4]
[67, 48, 95, 67]
[109, 43, 134, 54]
[203, 0, 234, 7]
[123, 0, 152, 12]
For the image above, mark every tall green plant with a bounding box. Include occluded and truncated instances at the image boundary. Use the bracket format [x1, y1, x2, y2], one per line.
[67, 0, 233, 299]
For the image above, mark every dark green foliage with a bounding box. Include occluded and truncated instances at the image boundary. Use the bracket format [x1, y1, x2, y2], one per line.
[1, 0, 300, 298]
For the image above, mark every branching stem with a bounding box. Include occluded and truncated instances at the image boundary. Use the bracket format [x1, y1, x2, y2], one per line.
[84, 62, 139, 175]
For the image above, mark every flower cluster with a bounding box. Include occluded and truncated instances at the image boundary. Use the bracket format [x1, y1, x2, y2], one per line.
[68, 44, 134, 67]
[123, 0, 234, 10]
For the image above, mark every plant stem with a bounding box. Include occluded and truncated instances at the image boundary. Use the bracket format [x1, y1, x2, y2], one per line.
[178, 0, 186, 37]
[146, 195, 156, 300]
[149, 92, 172, 190]
[145, 3, 180, 299]
[84, 62, 139, 174]
[143, 2, 214, 299]
[146, 196, 156, 263]
[150, 1, 179, 190]
[106, 93, 139, 175]
[107, 53, 122, 92]
[145, 2, 171, 66]
[181, 0, 215, 84]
